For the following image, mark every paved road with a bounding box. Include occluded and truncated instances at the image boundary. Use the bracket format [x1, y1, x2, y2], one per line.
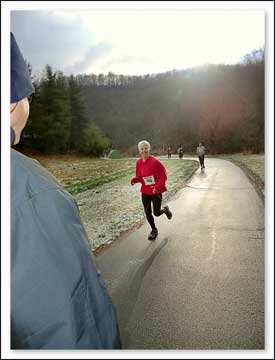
[96, 158, 264, 349]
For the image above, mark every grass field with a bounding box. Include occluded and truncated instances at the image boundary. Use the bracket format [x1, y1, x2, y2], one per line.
[35, 155, 199, 196]
[36, 155, 136, 194]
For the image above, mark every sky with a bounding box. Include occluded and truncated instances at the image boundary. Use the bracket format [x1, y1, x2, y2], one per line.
[11, 10, 265, 78]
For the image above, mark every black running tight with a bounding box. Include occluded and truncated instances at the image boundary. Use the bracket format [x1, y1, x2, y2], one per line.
[141, 193, 165, 230]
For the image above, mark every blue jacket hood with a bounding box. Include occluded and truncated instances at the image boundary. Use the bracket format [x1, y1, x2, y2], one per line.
[11, 32, 34, 103]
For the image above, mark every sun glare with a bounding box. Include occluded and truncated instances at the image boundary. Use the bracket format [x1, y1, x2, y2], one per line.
[18, 10, 265, 75]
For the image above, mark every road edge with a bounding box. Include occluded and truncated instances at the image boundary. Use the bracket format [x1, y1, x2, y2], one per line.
[227, 159, 265, 203]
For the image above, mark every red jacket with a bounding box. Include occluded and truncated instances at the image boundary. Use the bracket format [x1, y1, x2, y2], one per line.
[131, 156, 167, 195]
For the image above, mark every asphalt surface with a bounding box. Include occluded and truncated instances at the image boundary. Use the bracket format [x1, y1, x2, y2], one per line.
[96, 158, 264, 349]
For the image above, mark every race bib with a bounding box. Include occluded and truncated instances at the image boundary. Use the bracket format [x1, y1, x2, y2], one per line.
[143, 175, 155, 185]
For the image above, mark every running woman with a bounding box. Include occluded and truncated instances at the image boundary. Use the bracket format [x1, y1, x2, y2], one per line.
[131, 140, 172, 241]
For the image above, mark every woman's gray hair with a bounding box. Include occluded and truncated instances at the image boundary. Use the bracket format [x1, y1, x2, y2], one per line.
[138, 140, 151, 151]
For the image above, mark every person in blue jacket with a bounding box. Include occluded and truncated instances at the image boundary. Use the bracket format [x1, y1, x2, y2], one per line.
[10, 33, 121, 349]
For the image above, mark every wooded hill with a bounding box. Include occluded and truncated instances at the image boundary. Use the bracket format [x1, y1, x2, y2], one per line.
[20, 48, 264, 155]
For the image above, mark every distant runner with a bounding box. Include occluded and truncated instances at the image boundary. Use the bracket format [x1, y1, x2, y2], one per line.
[197, 142, 206, 170]
[167, 146, 172, 159]
[131, 140, 173, 241]
[177, 145, 184, 159]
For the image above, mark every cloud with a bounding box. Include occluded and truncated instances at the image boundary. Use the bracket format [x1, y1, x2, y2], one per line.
[65, 42, 113, 75]
[11, 10, 94, 76]
[11, 10, 264, 77]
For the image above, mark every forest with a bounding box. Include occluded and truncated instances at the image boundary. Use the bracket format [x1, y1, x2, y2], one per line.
[18, 48, 264, 156]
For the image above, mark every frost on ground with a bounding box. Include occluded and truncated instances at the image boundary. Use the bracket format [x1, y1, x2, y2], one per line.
[74, 159, 198, 252]
[75, 177, 144, 251]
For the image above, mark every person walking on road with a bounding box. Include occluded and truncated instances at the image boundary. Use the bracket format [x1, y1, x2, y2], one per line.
[10, 32, 121, 350]
[197, 142, 206, 170]
[131, 140, 172, 241]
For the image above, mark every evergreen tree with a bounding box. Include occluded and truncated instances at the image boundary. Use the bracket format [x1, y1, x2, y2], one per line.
[68, 75, 89, 152]
[21, 79, 46, 152]
[24, 65, 71, 153]
[80, 122, 111, 156]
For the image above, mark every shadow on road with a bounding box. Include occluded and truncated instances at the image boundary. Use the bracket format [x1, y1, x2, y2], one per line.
[198, 169, 207, 178]
[113, 237, 169, 348]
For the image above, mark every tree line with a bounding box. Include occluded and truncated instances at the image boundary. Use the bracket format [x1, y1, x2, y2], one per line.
[19, 65, 110, 155]
[18, 48, 264, 155]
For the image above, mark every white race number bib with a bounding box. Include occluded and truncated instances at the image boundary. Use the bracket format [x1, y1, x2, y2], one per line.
[143, 175, 155, 185]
